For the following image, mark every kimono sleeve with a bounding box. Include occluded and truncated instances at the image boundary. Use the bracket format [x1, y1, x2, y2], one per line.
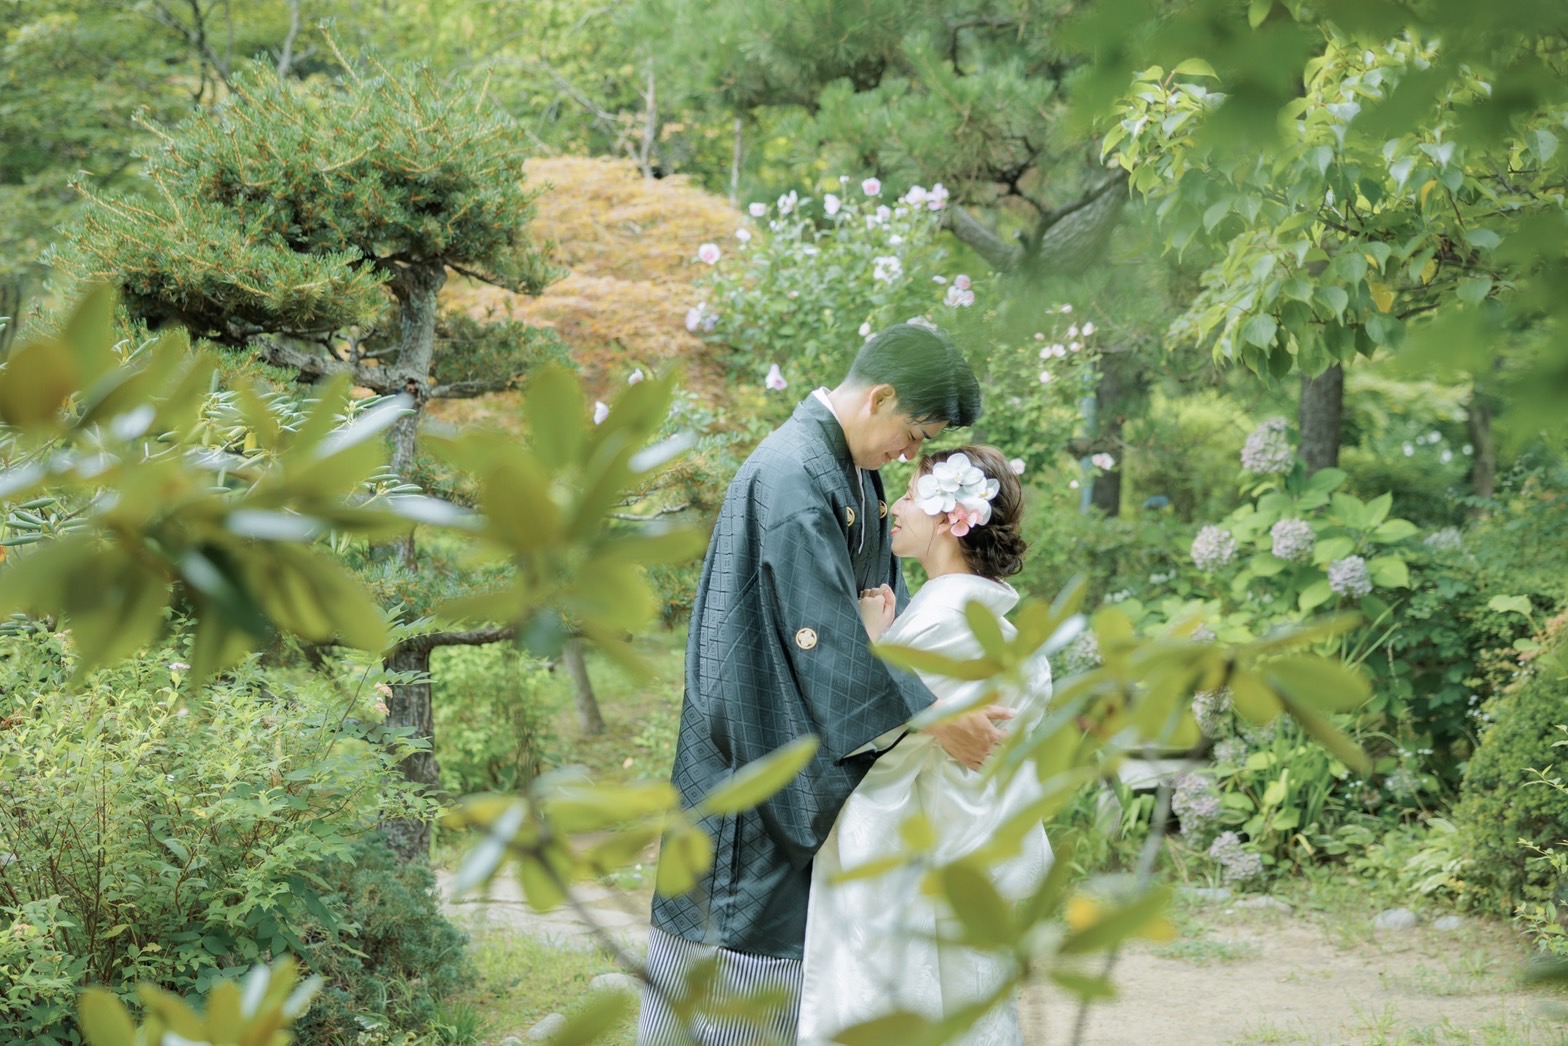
[760, 505, 929, 761]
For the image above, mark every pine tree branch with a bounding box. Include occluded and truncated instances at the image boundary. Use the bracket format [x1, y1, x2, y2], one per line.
[942, 203, 1026, 272]
[255, 338, 399, 393]
[395, 624, 517, 655]
[429, 375, 522, 399]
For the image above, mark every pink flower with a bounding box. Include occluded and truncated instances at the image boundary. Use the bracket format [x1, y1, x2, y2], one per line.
[1039, 370, 1053, 383]
[1082, 322, 1096, 336]
[697, 242, 721, 265]
[749, 202, 767, 217]
[862, 177, 881, 196]
[954, 274, 972, 291]
[905, 185, 928, 206]
[1033, 332, 1045, 341]
[1091, 452, 1115, 470]
[927, 183, 949, 210]
[373, 699, 390, 716]
[1008, 458, 1026, 475]
[824, 192, 841, 216]
[765, 363, 788, 391]
[736, 228, 752, 242]
[947, 506, 983, 537]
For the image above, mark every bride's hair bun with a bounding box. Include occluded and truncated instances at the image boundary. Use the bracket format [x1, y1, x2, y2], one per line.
[917, 445, 1027, 580]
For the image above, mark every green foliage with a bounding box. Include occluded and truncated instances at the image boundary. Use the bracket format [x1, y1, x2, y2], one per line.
[1453, 633, 1568, 915]
[54, 55, 560, 342]
[294, 836, 473, 1044]
[431, 644, 556, 795]
[76, 956, 318, 1046]
[0, 897, 89, 1045]
[1097, 2, 1568, 438]
[0, 631, 431, 1041]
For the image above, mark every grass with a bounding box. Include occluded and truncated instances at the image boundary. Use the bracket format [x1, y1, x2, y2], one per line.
[443, 929, 638, 1044]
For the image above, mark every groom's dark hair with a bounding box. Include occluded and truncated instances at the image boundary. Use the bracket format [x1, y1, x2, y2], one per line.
[846, 323, 982, 427]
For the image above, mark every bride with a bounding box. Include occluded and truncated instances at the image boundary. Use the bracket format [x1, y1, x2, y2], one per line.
[797, 445, 1053, 1045]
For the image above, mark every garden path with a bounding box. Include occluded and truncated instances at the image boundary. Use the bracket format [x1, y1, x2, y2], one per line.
[437, 871, 1567, 1044]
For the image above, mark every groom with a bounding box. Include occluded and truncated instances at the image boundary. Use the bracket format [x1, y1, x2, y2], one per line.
[638, 323, 1009, 1044]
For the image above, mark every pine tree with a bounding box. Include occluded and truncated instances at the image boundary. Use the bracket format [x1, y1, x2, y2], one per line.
[57, 48, 566, 860]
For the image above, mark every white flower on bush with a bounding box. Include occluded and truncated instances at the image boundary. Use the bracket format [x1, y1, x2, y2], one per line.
[764, 363, 788, 391]
[858, 321, 873, 337]
[875, 204, 892, 223]
[824, 192, 841, 216]
[696, 242, 721, 265]
[1060, 303, 1073, 314]
[953, 274, 971, 291]
[944, 284, 975, 307]
[593, 401, 610, 425]
[1033, 331, 1045, 341]
[872, 255, 903, 282]
[1082, 321, 1096, 336]
[1270, 517, 1315, 561]
[905, 185, 928, 206]
[1039, 370, 1053, 383]
[1191, 525, 1237, 571]
[1008, 458, 1026, 475]
[628, 368, 645, 385]
[862, 177, 881, 196]
[748, 202, 766, 217]
[1068, 324, 1080, 338]
[1090, 452, 1115, 470]
[1424, 526, 1464, 553]
[735, 228, 752, 243]
[1241, 416, 1294, 475]
[685, 301, 717, 333]
[1327, 554, 1373, 597]
[926, 183, 949, 210]
[778, 190, 799, 214]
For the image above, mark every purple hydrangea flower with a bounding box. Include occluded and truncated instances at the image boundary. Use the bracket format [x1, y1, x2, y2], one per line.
[1191, 525, 1237, 571]
[1207, 831, 1264, 884]
[1241, 417, 1295, 475]
[1326, 554, 1373, 597]
[1212, 737, 1247, 767]
[1172, 774, 1222, 843]
[1270, 518, 1315, 561]
[1192, 687, 1232, 738]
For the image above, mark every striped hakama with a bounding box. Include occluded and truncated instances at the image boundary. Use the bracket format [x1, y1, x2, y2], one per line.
[636, 926, 803, 1045]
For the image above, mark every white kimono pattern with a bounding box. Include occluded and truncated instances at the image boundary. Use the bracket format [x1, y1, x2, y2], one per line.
[798, 573, 1053, 1044]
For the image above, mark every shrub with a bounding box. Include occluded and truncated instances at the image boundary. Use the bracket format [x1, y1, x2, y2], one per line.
[1452, 626, 1568, 915]
[294, 835, 474, 1044]
[431, 643, 555, 795]
[0, 630, 436, 1041]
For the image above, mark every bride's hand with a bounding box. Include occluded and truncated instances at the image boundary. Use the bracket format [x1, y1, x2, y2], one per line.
[858, 585, 895, 641]
[924, 704, 1015, 770]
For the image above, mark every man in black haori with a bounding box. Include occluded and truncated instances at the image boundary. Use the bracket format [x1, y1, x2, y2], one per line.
[637, 324, 1010, 1045]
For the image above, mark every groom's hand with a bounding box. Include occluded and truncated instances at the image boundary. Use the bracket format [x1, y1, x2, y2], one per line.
[925, 705, 1015, 770]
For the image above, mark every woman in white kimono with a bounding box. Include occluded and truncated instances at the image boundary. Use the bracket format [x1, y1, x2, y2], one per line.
[798, 445, 1053, 1044]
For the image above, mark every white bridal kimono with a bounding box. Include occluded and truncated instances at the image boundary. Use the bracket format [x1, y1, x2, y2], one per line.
[798, 574, 1053, 1045]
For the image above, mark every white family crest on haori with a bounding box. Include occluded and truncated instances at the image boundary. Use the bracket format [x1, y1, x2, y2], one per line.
[914, 452, 1001, 536]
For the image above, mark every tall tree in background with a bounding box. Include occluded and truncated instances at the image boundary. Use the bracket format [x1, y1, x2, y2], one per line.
[1098, 0, 1568, 478]
[637, 0, 1149, 512]
[56, 49, 564, 860]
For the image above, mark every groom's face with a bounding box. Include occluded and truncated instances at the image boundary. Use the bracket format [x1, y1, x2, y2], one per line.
[849, 389, 945, 470]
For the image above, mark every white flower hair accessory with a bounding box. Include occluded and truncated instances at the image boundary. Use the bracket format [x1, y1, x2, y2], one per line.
[914, 452, 1001, 537]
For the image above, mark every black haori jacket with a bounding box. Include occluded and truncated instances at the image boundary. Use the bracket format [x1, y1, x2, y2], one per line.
[651, 395, 935, 960]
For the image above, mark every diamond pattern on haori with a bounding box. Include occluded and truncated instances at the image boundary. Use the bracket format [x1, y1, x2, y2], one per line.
[651, 396, 935, 960]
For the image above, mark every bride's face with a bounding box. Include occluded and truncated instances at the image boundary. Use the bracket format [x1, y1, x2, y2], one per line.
[889, 473, 940, 560]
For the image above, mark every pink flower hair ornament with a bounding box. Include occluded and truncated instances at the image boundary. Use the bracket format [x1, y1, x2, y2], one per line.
[914, 451, 1000, 537]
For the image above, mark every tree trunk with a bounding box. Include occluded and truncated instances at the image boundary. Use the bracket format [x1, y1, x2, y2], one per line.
[1298, 364, 1344, 475]
[1466, 384, 1497, 509]
[1088, 347, 1143, 517]
[380, 642, 439, 862]
[383, 262, 447, 565]
[562, 638, 606, 735]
